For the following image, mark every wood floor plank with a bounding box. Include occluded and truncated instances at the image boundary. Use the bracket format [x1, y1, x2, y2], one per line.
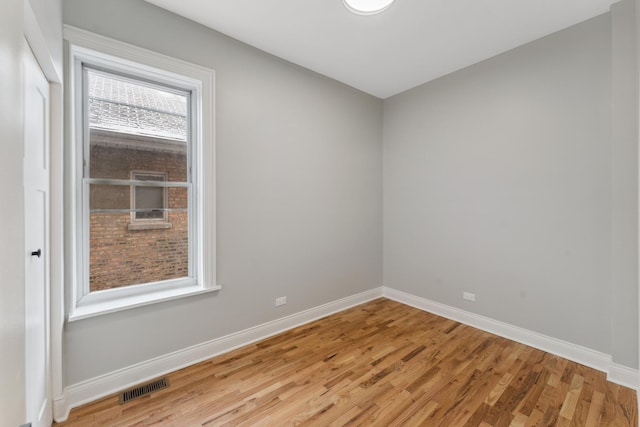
[584, 390, 605, 427]
[486, 372, 514, 406]
[55, 298, 637, 426]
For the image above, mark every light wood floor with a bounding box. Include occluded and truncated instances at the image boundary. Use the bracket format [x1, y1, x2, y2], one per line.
[56, 298, 637, 426]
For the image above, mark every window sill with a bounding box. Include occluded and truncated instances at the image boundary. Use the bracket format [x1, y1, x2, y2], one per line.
[128, 222, 172, 231]
[68, 284, 222, 322]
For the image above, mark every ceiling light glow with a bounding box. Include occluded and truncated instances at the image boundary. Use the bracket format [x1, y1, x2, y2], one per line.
[343, 0, 396, 15]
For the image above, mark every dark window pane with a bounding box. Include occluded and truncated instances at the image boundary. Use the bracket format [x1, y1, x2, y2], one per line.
[135, 186, 164, 219]
[133, 173, 166, 221]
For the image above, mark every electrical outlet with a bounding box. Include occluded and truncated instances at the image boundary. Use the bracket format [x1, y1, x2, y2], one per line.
[275, 296, 287, 307]
[463, 292, 476, 302]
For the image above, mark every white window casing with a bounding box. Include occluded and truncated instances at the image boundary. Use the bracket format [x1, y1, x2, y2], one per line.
[65, 26, 217, 321]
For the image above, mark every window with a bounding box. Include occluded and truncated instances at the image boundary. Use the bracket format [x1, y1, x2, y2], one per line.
[130, 171, 170, 227]
[66, 27, 217, 320]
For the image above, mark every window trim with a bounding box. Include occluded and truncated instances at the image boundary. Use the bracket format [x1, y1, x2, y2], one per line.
[65, 26, 218, 321]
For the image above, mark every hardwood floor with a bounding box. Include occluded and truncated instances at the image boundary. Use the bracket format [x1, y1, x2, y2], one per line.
[56, 298, 637, 426]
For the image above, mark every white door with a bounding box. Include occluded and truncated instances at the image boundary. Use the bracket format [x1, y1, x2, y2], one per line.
[24, 41, 52, 427]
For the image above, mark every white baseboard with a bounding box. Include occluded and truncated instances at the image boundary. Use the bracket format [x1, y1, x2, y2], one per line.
[53, 287, 384, 422]
[382, 286, 639, 390]
[609, 363, 640, 390]
[54, 285, 638, 421]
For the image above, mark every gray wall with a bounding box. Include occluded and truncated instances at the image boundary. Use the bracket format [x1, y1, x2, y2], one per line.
[63, 0, 383, 385]
[0, 1, 28, 424]
[611, 0, 639, 369]
[383, 14, 631, 361]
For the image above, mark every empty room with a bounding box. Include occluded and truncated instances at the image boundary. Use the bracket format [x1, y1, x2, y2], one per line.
[2, 0, 640, 425]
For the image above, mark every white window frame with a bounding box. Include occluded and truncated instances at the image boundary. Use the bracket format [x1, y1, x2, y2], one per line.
[65, 26, 218, 321]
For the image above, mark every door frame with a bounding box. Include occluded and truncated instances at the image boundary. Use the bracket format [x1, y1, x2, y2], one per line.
[23, 0, 64, 422]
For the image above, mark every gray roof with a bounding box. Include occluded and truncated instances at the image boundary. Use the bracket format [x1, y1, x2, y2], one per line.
[88, 72, 188, 141]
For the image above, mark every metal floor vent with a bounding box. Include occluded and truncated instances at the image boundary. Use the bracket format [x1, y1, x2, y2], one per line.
[119, 377, 170, 404]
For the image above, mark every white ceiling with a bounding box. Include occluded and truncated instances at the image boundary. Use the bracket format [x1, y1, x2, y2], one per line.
[145, 0, 615, 99]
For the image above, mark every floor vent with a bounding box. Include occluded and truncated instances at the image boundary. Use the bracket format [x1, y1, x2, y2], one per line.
[119, 377, 170, 404]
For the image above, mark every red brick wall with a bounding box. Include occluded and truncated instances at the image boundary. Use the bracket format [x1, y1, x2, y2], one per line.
[89, 130, 189, 292]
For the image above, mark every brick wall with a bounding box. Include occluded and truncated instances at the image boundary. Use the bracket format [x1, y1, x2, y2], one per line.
[89, 130, 189, 292]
